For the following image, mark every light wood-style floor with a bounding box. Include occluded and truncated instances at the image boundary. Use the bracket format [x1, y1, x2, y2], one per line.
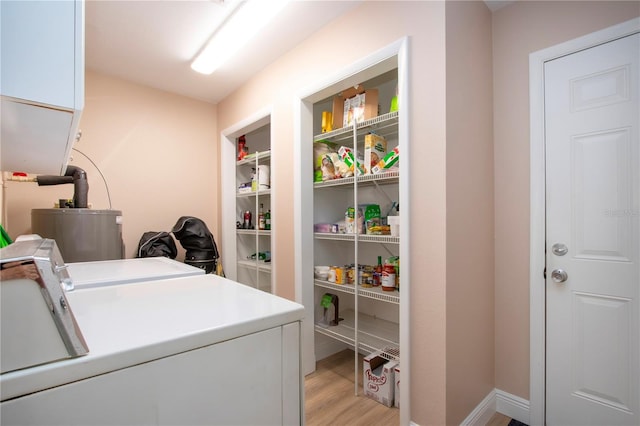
[304, 349, 513, 426]
[305, 349, 399, 425]
[486, 412, 512, 426]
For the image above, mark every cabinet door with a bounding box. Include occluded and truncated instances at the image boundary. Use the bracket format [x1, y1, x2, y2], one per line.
[282, 322, 301, 425]
[0, 0, 80, 109]
[0, 326, 290, 425]
[0, 99, 74, 174]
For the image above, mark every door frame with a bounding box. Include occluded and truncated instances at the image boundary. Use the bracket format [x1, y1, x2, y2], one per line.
[220, 107, 274, 289]
[293, 37, 410, 425]
[529, 17, 640, 426]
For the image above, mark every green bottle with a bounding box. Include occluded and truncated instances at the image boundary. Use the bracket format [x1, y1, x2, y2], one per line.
[265, 210, 271, 230]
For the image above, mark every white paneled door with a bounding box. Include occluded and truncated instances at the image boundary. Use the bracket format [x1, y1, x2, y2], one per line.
[545, 33, 639, 425]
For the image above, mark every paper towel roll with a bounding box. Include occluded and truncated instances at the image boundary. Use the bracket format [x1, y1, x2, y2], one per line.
[257, 165, 270, 189]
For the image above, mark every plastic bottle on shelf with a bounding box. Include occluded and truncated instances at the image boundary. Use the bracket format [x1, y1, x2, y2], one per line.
[237, 135, 247, 161]
[389, 84, 399, 113]
[381, 263, 396, 291]
[258, 204, 265, 230]
[251, 168, 258, 192]
[374, 255, 382, 286]
[265, 210, 271, 230]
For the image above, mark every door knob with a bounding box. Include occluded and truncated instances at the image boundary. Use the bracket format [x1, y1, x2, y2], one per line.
[552, 243, 568, 256]
[551, 269, 568, 283]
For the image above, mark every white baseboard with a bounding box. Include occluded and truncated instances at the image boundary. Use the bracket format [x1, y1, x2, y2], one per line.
[496, 389, 529, 425]
[461, 390, 497, 425]
[460, 388, 530, 426]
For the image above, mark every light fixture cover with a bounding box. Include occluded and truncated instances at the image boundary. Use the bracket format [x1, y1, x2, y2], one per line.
[191, 0, 290, 75]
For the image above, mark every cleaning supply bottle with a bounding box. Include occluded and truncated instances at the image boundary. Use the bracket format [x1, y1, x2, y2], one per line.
[251, 168, 258, 191]
[258, 203, 265, 230]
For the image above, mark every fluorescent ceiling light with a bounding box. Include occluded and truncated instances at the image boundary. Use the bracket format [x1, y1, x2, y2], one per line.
[191, 0, 290, 75]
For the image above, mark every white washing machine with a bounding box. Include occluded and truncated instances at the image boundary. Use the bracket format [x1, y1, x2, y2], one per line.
[66, 257, 205, 289]
[0, 239, 304, 425]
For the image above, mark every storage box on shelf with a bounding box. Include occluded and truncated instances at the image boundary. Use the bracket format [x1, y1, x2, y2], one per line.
[331, 86, 379, 130]
[364, 133, 387, 175]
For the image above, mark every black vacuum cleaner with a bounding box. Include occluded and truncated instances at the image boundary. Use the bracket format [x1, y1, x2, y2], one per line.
[172, 216, 220, 274]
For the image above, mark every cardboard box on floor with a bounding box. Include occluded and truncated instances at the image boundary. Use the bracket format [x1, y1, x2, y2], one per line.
[332, 86, 379, 130]
[363, 351, 398, 407]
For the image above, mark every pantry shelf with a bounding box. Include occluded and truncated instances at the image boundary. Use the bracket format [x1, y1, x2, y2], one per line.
[227, 119, 273, 295]
[304, 48, 406, 406]
[236, 188, 271, 198]
[313, 111, 399, 143]
[314, 170, 399, 189]
[237, 259, 271, 272]
[236, 150, 271, 166]
[314, 309, 400, 362]
[314, 279, 399, 304]
[314, 233, 400, 244]
[236, 229, 271, 236]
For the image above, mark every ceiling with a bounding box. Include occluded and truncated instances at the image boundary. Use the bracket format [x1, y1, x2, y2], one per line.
[85, 1, 515, 105]
[483, 0, 516, 12]
[85, 0, 360, 104]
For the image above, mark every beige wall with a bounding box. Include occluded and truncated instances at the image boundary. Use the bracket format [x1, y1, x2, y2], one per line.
[445, 1, 495, 424]
[4, 71, 218, 259]
[3, 1, 637, 424]
[493, 1, 640, 400]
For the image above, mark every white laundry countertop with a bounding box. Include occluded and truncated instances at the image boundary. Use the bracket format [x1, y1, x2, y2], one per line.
[0, 274, 305, 401]
[66, 257, 204, 289]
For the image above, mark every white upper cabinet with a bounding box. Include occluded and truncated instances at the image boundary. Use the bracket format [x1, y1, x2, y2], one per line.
[1, 0, 84, 175]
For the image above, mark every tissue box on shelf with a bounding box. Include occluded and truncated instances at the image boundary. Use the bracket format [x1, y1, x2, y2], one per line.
[314, 223, 333, 233]
[332, 87, 379, 130]
[364, 133, 387, 174]
[363, 351, 398, 407]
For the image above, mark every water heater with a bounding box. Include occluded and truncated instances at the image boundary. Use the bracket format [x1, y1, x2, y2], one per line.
[31, 209, 124, 263]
